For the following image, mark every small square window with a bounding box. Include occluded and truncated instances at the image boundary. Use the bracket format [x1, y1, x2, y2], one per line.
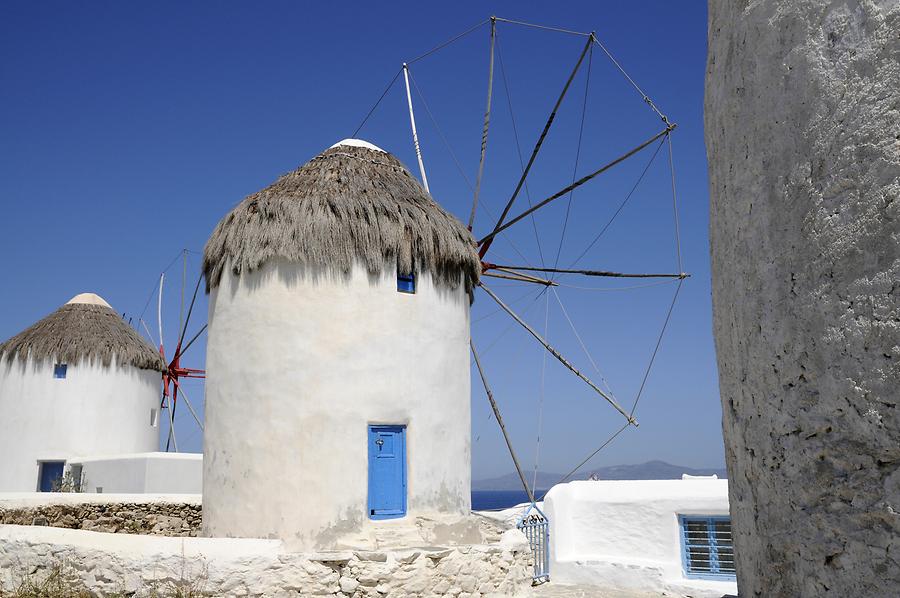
[397, 271, 416, 294]
[53, 364, 67, 379]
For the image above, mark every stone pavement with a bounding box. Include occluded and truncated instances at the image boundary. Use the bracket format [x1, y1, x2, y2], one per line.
[529, 582, 667, 597]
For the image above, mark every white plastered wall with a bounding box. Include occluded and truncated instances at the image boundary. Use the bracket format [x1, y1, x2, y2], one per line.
[70, 452, 202, 494]
[0, 357, 160, 491]
[202, 259, 471, 548]
[544, 479, 737, 598]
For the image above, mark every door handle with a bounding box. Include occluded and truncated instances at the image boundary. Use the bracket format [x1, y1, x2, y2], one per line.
[375, 438, 384, 447]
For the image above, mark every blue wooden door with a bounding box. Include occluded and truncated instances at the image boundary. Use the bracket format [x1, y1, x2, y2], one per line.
[368, 425, 406, 519]
[38, 461, 64, 492]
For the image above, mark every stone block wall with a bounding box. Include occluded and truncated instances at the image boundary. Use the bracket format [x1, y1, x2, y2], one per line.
[706, 1, 900, 596]
[0, 502, 201, 536]
[0, 525, 533, 597]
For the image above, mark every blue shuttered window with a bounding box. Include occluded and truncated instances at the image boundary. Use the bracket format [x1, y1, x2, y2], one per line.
[53, 363, 67, 379]
[397, 271, 416, 294]
[680, 516, 736, 579]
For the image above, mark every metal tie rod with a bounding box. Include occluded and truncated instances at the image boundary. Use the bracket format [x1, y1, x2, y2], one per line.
[479, 282, 637, 426]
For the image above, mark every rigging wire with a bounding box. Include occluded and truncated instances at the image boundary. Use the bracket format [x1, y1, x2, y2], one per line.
[567, 135, 667, 269]
[352, 67, 403, 138]
[479, 287, 549, 356]
[591, 37, 669, 124]
[407, 18, 490, 64]
[495, 32, 546, 266]
[557, 422, 630, 485]
[405, 70, 535, 268]
[550, 287, 617, 398]
[555, 278, 678, 292]
[630, 278, 684, 417]
[407, 70, 474, 190]
[551, 44, 593, 277]
[479, 126, 673, 246]
[531, 290, 551, 495]
[667, 134, 684, 274]
[482, 35, 593, 258]
[495, 16, 592, 38]
[474, 285, 545, 323]
[468, 17, 496, 230]
[137, 248, 194, 334]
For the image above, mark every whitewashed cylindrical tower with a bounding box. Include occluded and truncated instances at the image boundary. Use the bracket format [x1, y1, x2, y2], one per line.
[202, 139, 480, 547]
[0, 293, 165, 491]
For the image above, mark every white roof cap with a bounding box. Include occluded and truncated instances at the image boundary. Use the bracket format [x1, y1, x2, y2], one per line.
[66, 293, 112, 308]
[329, 138, 385, 153]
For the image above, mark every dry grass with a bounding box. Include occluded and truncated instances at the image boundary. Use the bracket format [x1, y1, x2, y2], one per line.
[203, 143, 480, 296]
[0, 303, 165, 372]
[0, 566, 206, 598]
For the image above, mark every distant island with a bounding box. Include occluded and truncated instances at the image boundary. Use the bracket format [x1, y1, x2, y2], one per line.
[472, 460, 728, 491]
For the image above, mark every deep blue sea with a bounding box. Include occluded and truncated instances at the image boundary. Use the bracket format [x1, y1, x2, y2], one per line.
[471, 490, 546, 511]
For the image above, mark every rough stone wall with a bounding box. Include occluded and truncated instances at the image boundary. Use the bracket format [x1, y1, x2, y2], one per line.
[705, 1, 900, 596]
[0, 502, 201, 536]
[0, 526, 533, 597]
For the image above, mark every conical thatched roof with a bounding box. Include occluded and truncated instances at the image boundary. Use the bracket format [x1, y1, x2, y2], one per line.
[0, 293, 166, 372]
[203, 139, 481, 294]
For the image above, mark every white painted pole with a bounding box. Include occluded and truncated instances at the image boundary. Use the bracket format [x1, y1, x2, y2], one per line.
[402, 63, 430, 192]
[157, 273, 165, 352]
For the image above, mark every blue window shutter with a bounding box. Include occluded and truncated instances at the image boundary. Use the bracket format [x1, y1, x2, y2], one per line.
[397, 271, 416, 293]
[53, 364, 67, 379]
[680, 516, 736, 579]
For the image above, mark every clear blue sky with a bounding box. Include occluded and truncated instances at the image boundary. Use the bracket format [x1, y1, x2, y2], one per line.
[0, 1, 718, 480]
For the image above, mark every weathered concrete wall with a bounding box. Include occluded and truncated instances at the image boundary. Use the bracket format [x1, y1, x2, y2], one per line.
[705, 1, 900, 596]
[0, 525, 533, 597]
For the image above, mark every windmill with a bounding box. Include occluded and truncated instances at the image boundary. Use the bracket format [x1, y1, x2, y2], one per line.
[136, 250, 206, 452]
[352, 16, 687, 580]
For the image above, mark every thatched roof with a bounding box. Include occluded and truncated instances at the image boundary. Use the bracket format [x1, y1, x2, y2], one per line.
[203, 139, 481, 294]
[0, 293, 166, 372]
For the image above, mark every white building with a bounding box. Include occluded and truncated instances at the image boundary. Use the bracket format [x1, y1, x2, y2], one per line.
[67, 452, 202, 494]
[201, 139, 481, 548]
[544, 478, 737, 598]
[0, 293, 166, 492]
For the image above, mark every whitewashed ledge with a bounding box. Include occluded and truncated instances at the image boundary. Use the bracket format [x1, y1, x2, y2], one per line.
[0, 492, 202, 508]
[0, 523, 534, 597]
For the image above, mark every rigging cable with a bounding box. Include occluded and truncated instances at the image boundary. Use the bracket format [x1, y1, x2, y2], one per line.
[551, 42, 593, 277]
[551, 287, 617, 398]
[481, 35, 593, 258]
[630, 278, 683, 418]
[494, 17, 591, 38]
[667, 134, 684, 274]
[407, 18, 490, 65]
[567, 135, 666, 269]
[591, 37, 669, 124]
[406, 71, 535, 268]
[468, 17, 496, 230]
[531, 290, 551, 495]
[352, 67, 403, 138]
[495, 31, 546, 266]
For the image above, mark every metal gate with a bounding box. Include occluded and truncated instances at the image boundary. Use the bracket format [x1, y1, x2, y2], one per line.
[517, 503, 550, 581]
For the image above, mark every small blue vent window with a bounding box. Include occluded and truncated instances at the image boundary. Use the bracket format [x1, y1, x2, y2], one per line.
[53, 363, 67, 379]
[680, 516, 736, 579]
[397, 271, 416, 294]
